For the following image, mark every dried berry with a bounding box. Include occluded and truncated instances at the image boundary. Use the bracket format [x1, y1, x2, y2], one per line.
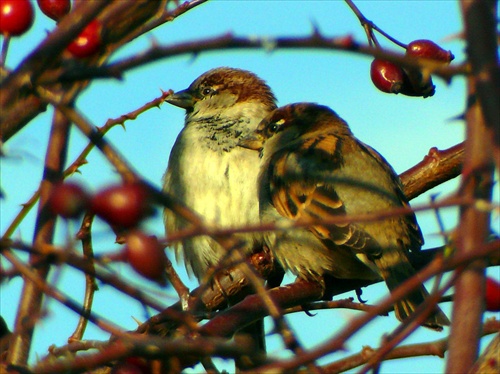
[0, 0, 34, 36]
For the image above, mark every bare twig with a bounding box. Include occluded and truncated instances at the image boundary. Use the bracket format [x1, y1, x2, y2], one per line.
[358, 274, 456, 373]
[0, 1, 111, 141]
[460, 0, 500, 171]
[2, 238, 192, 327]
[251, 239, 499, 372]
[68, 212, 98, 343]
[0, 1, 171, 143]
[6, 109, 71, 366]
[2, 249, 126, 339]
[59, 33, 467, 85]
[33, 334, 257, 374]
[163, 196, 480, 247]
[1, 90, 170, 240]
[321, 318, 500, 373]
[344, 0, 407, 48]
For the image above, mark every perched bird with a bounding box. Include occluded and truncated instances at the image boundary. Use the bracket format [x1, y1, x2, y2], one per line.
[163, 67, 277, 281]
[163, 68, 277, 367]
[241, 103, 450, 330]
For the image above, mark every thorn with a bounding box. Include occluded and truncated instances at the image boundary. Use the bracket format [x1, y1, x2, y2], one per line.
[446, 113, 466, 122]
[310, 19, 321, 38]
[131, 316, 143, 326]
[440, 31, 465, 42]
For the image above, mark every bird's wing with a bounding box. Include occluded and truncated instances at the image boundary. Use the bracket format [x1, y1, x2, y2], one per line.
[356, 141, 424, 250]
[268, 133, 382, 258]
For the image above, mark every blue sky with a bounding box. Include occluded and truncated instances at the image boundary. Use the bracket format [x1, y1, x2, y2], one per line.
[1, 1, 498, 373]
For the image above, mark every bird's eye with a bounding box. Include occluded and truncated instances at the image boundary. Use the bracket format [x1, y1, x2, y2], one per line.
[202, 87, 214, 96]
[269, 123, 279, 133]
[268, 119, 285, 134]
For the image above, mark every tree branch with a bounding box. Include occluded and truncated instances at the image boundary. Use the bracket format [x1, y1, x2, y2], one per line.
[446, 2, 497, 372]
[321, 318, 500, 373]
[7, 110, 71, 367]
[57, 32, 468, 85]
[400, 142, 465, 200]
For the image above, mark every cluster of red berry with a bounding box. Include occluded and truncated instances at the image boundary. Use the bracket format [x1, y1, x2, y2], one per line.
[370, 39, 454, 98]
[48, 182, 168, 286]
[0, 0, 101, 58]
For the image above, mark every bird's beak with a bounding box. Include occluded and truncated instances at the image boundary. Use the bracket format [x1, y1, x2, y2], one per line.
[165, 89, 195, 109]
[239, 132, 265, 151]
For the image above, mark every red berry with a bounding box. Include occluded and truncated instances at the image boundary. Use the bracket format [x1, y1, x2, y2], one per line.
[485, 277, 500, 311]
[406, 39, 454, 63]
[48, 182, 90, 219]
[67, 19, 102, 58]
[0, 0, 34, 36]
[123, 231, 167, 285]
[370, 59, 404, 94]
[37, 0, 70, 21]
[91, 183, 153, 229]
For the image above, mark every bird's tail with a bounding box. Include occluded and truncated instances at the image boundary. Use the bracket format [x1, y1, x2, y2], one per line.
[234, 319, 266, 370]
[374, 251, 450, 331]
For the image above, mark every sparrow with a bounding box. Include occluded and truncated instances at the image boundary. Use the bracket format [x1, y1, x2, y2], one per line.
[163, 68, 277, 367]
[241, 103, 450, 330]
[163, 67, 277, 281]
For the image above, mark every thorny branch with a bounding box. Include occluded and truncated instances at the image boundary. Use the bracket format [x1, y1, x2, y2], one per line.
[53, 33, 468, 86]
[446, 1, 498, 372]
[25, 239, 499, 373]
[460, 0, 500, 170]
[68, 213, 97, 343]
[1, 0, 498, 372]
[1, 90, 170, 240]
[249, 240, 499, 373]
[2, 249, 126, 338]
[33, 334, 257, 374]
[0, 0, 206, 142]
[1, 239, 194, 328]
[7, 109, 71, 366]
[321, 318, 500, 373]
